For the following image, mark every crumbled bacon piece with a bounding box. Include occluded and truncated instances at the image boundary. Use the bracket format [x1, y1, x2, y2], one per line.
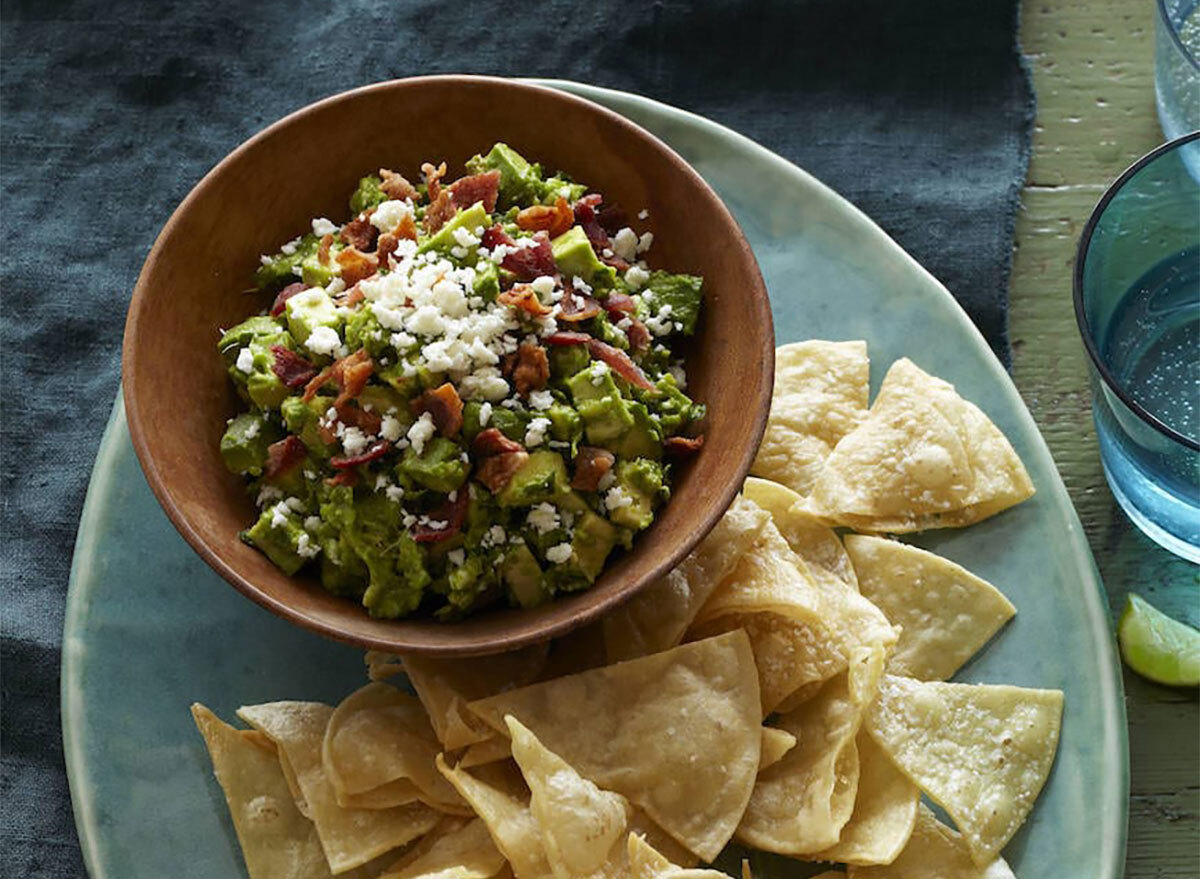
[587, 339, 657, 391]
[447, 170, 501, 213]
[571, 446, 616, 491]
[336, 248, 378, 286]
[513, 342, 550, 397]
[341, 215, 378, 252]
[394, 212, 418, 242]
[626, 318, 652, 353]
[476, 449, 529, 494]
[544, 331, 592, 346]
[481, 224, 515, 250]
[317, 233, 334, 266]
[602, 252, 631, 272]
[269, 345, 318, 388]
[421, 161, 447, 201]
[336, 401, 382, 436]
[380, 168, 419, 201]
[264, 436, 307, 481]
[377, 233, 399, 267]
[500, 233, 557, 281]
[339, 285, 365, 308]
[597, 204, 629, 236]
[414, 383, 464, 436]
[423, 190, 456, 234]
[516, 196, 574, 239]
[601, 291, 636, 315]
[557, 293, 602, 323]
[573, 195, 611, 252]
[472, 428, 524, 456]
[664, 435, 705, 456]
[303, 349, 374, 404]
[498, 284, 552, 316]
[330, 440, 391, 469]
[325, 469, 359, 487]
[270, 282, 307, 317]
[411, 488, 470, 543]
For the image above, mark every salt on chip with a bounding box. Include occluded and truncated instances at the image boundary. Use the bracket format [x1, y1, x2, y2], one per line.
[811, 731, 919, 866]
[736, 647, 884, 855]
[603, 496, 770, 663]
[847, 804, 1018, 879]
[324, 682, 466, 812]
[845, 536, 1016, 680]
[377, 817, 506, 879]
[237, 701, 440, 873]
[435, 755, 551, 879]
[759, 726, 797, 771]
[190, 704, 333, 879]
[743, 476, 858, 589]
[506, 715, 631, 878]
[865, 675, 1064, 865]
[750, 340, 870, 497]
[403, 643, 549, 750]
[465, 630, 762, 862]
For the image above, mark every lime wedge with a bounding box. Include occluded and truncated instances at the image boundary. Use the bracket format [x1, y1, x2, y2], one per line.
[1118, 594, 1200, 687]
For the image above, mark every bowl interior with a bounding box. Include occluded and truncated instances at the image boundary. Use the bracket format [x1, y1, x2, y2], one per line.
[123, 76, 773, 655]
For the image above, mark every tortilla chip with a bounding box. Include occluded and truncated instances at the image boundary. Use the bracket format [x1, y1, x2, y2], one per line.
[324, 683, 466, 813]
[809, 359, 1033, 532]
[336, 778, 423, 810]
[811, 731, 919, 865]
[759, 726, 797, 771]
[847, 804, 1018, 878]
[465, 631, 762, 862]
[626, 834, 733, 879]
[506, 715, 630, 878]
[603, 496, 771, 663]
[845, 536, 1016, 680]
[191, 704, 333, 879]
[435, 755, 551, 879]
[237, 701, 439, 873]
[865, 676, 1064, 865]
[736, 648, 883, 855]
[742, 477, 858, 589]
[750, 340, 870, 497]
[403, 644, 549, 750]
[458, 737, 513, 769]
[377, 817, 505, 879]
[773, 679, 826, 713]
[366, 651, 406, 682]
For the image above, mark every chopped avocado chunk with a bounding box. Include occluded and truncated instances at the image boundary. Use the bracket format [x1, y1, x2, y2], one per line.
[418, 202, 490, 255]
[473, 261, 501, 301]
[501, 541, 550, 608]
[357, 386, 409, 422]
[254, 233, 319, 292]
[608, 402, 663, 459]
[546, 402, 583, 445]
[220, 413, 281, 476]
[227, 342, 291, 412]
[300, 252, 338, 288]
[345, 307, 389, 358]
[548, 343, 590, 382]
[538, 175, 586, 204]
[281, 396, 335, 459]
[643, 271, 704, 335]
[551, 226, 615, 288]
[566, 365, 634, 444]
[350, 175, 387, 214]
[318, 529, 369, 598]
[489, 406, 532, 443]
[341, 493, 430, 619]
[646, 372, 704, 436]
[466, 143, 543, 210]
[496, 450, 569, 507]
[398, 437, 469, 493]
[606, 458, 665, 531]
[242, 507, 312, 576]
[571, 510, 619, 580]
[439, 554, 500, 618]
[218, 316, 290, 359]
[285, 287, 341, 347]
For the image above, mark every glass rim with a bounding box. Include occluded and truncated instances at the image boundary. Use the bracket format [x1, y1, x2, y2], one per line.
[1072, 130, 1200, 453]
[1158, 0, 1200, 71]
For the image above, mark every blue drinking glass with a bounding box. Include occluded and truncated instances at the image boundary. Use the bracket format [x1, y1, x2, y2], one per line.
[1157, 0, 1200, 141]
[1074, 132, 1200, 561]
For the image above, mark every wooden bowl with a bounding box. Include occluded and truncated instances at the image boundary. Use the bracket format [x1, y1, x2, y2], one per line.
[122, 76, 773, 656]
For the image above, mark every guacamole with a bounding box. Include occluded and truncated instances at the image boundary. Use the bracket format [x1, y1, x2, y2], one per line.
[218, 143, 706, 620]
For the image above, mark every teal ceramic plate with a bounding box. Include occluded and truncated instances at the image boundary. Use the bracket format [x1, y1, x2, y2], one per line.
[62, 81, 1128, 878]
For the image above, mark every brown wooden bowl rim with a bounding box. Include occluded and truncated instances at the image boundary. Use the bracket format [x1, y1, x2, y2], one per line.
[122, 74, 773, 656]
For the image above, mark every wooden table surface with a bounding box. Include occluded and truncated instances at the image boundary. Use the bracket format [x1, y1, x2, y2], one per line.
[1014, 1, 1199, 874]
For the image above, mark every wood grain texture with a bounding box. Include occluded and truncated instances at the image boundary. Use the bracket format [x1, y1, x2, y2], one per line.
[1015, 2, 1199, 875]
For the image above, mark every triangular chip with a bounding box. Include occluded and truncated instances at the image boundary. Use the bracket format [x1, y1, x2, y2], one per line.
[625, 835, 733, 879]
[865, 676, 1064, 864]
[237, 701, 439, 873]
[759, 726, 797, 771]
[736, 648, 883, 854]
[465, 630, 762, 861]
[603, 496, 770, 663]
[323, 682, 466, 812]
[377, 817, 506, 879]
[847, 804, 1018, 878]
[845, 535, 1016, 680]
[435, 756, 551, 879]
[809, 359, 1033, 531]
[506, 715, 631, 878]
[812, 731, 919, 865]
[750, 340, 870, 497]
[403, 644, 549, 750]
[190, 704, 333, 879]
[458, 736, 513, 769]
[742, 477, 857, 589]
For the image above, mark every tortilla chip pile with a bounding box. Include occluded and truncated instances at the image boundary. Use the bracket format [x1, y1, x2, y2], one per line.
[193, 344, 1062, 879]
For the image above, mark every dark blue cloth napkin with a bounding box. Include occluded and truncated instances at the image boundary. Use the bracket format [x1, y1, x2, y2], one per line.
[0, 0, 1032, 873]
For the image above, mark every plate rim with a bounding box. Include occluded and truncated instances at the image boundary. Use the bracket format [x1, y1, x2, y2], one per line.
[62, 79, 1129, 878]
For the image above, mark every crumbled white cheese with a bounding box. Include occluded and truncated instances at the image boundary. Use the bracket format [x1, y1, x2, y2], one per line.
[478, 401, 493, 426]
[625, 265, 650, 290]
[407, 412, 436, 455]
[256, 485, 283, 507]
[527, 503, 560, 534]
[370, 199, 412, 232]
[611, 227, 639, 261]
[304, 516, 322, 532]
[447, 548, 466, 566]
[243, 419, 260, 439]
[341, 426, 368, 456]
[295, 532, 320, 559]
[270, 502, 291, 529]
[636, 231, 654, 254]
[380, 415, 404, 443]
[530, 275, 556, 296]
[604, 486, 635, 511]
[597, 470, 617, 492]
[590, 361, 611, 386]
[235, 347, 255, 374]
[669, 365, 688, 389]
[385, 485, 405, 503]
[572, 276, 593, 295]
[312, 217, 338, 237]
[525, 417, 551, 448]
[637, 208, 650, 220]
[452, 225, 481, 249]
[545, 543, 574, 565]
[306, 325, 342, 356]
[528, 389, 554, 411]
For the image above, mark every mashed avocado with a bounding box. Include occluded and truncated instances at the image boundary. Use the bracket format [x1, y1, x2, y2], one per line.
[219, 143, 706, 620]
